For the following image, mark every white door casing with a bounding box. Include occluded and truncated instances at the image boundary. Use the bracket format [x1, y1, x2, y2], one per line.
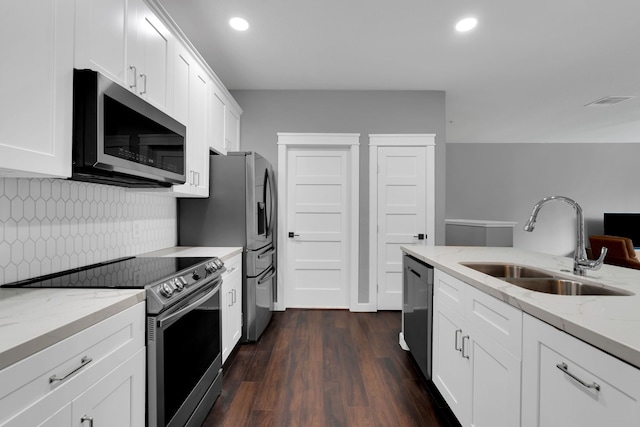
[277, 133, 360, 311]
[369, 134, 435, 311]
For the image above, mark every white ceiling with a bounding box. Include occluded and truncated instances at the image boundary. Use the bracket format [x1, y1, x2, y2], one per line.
[157, 0, 640, 143]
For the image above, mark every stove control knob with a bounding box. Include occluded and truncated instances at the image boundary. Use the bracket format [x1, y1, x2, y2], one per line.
[192, 271, 200, 281]
[173, 277, 184, 291]
[214, 258, 224, 268]
[205, 262, 217, 274]
[159, 282, 174, 298]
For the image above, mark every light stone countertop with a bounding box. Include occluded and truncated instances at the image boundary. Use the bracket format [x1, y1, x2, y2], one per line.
[139, 246, 243, 261]
[0, 247, 240, 371]
[402, 245, 640, 369]
[0, 288, 145, 371]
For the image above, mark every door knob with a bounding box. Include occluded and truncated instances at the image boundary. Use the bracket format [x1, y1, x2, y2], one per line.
[288, 232, 300, 238]
[413, 233, 425, 240]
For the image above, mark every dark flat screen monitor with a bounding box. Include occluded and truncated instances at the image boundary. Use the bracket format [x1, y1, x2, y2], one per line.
[603, 213, 640, 248]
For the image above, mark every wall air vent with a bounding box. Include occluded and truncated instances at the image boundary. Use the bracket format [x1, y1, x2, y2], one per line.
[585, 96, 635, 107]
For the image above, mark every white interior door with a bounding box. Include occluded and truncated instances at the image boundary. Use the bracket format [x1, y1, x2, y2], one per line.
[286, 147, 350, 308]
[376, 146, 428, 310]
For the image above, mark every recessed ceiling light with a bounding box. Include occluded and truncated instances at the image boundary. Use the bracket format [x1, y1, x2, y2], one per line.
[229, 17, 249, 31]
[455, 17, 478, 32]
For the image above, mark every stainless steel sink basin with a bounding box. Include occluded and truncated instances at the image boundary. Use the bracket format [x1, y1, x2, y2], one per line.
[461, 262, 633, 296]
[503, 278, 633, 296]
[461, 263, 553, 279]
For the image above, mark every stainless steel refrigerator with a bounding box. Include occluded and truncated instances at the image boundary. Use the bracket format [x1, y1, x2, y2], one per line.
[178, 151, 276, 341]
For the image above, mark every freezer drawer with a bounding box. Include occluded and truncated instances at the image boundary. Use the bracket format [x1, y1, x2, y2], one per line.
[245, 265, 275, 341]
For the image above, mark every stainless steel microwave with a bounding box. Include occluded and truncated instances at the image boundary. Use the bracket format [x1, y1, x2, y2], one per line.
[71, 69, 186, 188]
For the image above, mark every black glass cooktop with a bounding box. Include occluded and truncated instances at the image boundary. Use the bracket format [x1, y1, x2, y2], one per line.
[3, 257, 212, 289]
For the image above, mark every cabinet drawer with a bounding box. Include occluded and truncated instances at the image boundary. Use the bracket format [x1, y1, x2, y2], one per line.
[522, 314, 640, 427]
[223, 253, 242, 277]
[467, 286, 522, 358]
[434, 269, 466, 314]
[0, 303, 145, 424]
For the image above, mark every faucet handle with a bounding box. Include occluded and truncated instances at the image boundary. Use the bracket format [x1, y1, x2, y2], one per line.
[595, 246, 608, 265]
[580, 246, 608, 272]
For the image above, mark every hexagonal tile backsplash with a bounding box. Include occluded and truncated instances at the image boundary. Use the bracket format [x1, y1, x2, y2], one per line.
[0, 178, 177, 286]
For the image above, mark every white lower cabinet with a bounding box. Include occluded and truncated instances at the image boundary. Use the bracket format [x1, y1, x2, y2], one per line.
[432, 269, 522, 427]
[0, 303, 145, 427]
[222, 253, 243, 363]
[522, 313, 640, 427]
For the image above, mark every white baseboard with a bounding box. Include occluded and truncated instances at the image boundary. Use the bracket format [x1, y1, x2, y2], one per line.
[399, 332, 409, 351]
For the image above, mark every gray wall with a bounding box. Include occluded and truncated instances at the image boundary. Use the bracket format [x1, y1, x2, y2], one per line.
[446, 143, 640, 256]
[230, 90, 446, 304]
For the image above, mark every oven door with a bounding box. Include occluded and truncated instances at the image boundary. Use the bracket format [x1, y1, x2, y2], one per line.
[147, 278, 222, 427]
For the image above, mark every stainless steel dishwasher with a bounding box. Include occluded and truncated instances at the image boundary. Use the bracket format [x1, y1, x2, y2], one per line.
[402, 254, 434, 380]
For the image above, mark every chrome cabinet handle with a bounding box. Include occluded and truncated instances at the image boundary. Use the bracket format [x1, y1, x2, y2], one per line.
[461, 335, 470, 359]
[454, 329, 462, 351]
[129, 65, 137, 90]
[49, 356, 92, 384]
[232, 288, 237, 304]
[140, 73, 147, 94]
[81, 415, 94, 426]
[556, 362, 600, 391]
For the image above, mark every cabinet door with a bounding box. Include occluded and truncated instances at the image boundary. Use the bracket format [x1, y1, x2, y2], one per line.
[131, 0, 170, 110]
[229, 262, 243, 348]
[226, 107, 241, 152]
[432, 301, 469, 424]
[469, 331, 521, 427]
[0, 0, 73, 178]
[75, 0, 128, 85]
[221, 274, 233, 362]
[171, 43, 191, 126]
[71, 348, 145, 427]
[522, 314, 640, 427]
[186, 65, 210, 197]
[211, 89, 227, 154]
[1, 402, 71, 427]
[222, 255, 243, 363]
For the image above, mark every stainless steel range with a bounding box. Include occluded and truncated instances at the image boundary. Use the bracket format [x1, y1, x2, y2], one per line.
[4, 256, 225, 427]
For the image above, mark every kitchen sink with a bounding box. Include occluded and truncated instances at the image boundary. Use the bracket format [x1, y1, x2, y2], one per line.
[461, 262, 633, 296]
[461, 263, 553, 279]
[503, 278, 632, 296]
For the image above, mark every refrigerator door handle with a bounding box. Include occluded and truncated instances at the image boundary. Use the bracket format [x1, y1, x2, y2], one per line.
[258, 266, 277, 285]
[264, 168, 275, 238]
[257, 246, 276, 259]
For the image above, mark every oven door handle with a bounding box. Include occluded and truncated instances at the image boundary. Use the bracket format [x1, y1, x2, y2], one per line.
[158, 279, 221, 329]
[258, 266, 276, 285]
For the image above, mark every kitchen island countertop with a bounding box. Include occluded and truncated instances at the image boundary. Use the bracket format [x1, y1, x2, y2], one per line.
[402, 245, 640, 369]
[0, 288, 145, 371]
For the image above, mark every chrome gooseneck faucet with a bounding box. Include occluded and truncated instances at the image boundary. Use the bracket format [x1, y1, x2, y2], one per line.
[523, 196, 607, 276]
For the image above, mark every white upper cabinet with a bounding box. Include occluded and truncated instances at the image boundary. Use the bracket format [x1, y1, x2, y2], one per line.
[163, 43, 209, 197]
[226, 106, 241, 152]
[76, 0, 171, 112]
[128, 0, 171, 110]
[0, 0, 74, 178]
[75, 0, 128, 85]
[211, 84, 241, 154]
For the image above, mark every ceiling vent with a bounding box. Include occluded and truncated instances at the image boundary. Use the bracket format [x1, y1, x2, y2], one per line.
[585, 96, 635, 107]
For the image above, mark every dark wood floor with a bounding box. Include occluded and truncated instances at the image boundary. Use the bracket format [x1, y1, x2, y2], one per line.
[203, 309, 458, 427]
